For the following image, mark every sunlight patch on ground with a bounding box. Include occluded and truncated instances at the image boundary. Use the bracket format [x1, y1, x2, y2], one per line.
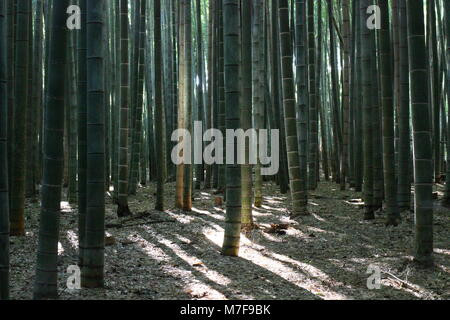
[305, 226, 337, 236]
[252, 210, 276, 217]
[258, 231, 289, 243]
[204, 226, 348, 299]
[436, 264, 450, 274]
[199, 192, 212, 200]
[434, 248, 450, 255]
[183, 281, 227, 299]
[327, 258, 359, 273]
[380, 273, 437, 299]
[191, 207, 225, 221]
[265, 250, 349, 293]
[131, 233, 170, 263]
[66, 230, 79, 249]
[142, 228, 232, 290]
[345, 199, 364, 206]
[310, 212, 327, 222]
[265, 196, 285, 203]
[258, 204, 290, 214]
[213, 207, 225, 213]
[166, 211, 197, 224]
[60, 201, 73, 213]
[58, 242, 64, 255]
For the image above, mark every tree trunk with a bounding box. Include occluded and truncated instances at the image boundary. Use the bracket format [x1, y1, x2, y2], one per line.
[379, 0, 400, 226]
[240, 0, 253, 228]
[182, 0, 193, 212]
[154, 0, 165, 211]
[0, 0, 10, 300]
[10, 0, 30, 236]
[77, 0, 88, 268]
[295, 0, 308, 205]
[443, 0, 450, 205]
[406, 0, 434, 267]
[117, 0, 131, 217]
[278, 0, 308, 216]
[397, 0, 410, 211]
[221, 0, 241, 257]
[360, 0, 374, 220]
[82, 0, 106, 288]
[33, 0, 68, 299]
[307, 0, 318, 190]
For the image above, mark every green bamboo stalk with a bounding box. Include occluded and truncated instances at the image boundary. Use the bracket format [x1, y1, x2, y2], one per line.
[221, 0, 241, 257]
[316, 0, 329, 182]
[33, 0, 68, 299]
[10, 0, 30, 236]
[307, 0, 318, 190]
[217, 0, 225, 193]
[278, 0, 308, 216]
[240, 0, 253, 227]
[112, 0, 120, 195]
[204, 0, 214, 189]
[407, 0, 434, 267]
[295, 0, 308, 207]
[77, 0, 88, 268]
[6, 0, 13, 202]
[182, 0, 193, 212]
[378, 0, 400, 226]
[353, 0, 363, 192]
[271, 0, 289, 194]
[82, 0, 106, 288]
[128, 0, 141, 195]
[360, 0, 374, 220]
[252, 0, 263, 207]
[443, 0, 450, 206]
[25, 6, 35, 198]
[340, 0, 350, 190]
[397, 0, 410, 211]
[371, 19, 383, 212]
[117, 0, 131, 217]
[175, 0, 185, 208]
[0, 0, 10, 300]
[154, 0, 165, 211]
[129, 0, 146, 195]
[67, 25, 78, 204]
[428, 0, 440, 183]
[194, 0, 205, 190]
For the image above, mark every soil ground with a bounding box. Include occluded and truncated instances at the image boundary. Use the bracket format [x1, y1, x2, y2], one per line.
[9, 180, 450, 300]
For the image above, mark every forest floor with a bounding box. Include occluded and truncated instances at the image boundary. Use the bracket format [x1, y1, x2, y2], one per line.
[9, 179, 450, 300]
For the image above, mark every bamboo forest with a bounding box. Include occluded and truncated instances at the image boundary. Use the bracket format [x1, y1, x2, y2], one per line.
[0, 0, 449, 302]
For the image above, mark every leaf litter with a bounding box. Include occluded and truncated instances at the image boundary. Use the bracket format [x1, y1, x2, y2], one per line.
[9, 180, 450, 300]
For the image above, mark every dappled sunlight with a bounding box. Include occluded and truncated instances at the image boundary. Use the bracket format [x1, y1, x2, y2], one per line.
[263, 250, 349, 293]
[58, 242, 64, 255]
[257, 230, 291, 243]
[310, 212, 327, 222]
[434, 248, 450, 256]
[345, 198, 364, 207]
[203, 224, 347, 299]
[128, 233, 170, 263]
[305, 226, 336, 236]
[198, 192, 213, 200]
[60, 201, 73, 214]
[65, 230, 79, 249]
[165, 210, 198, 224]
[260, 204, 289, 214]
[135, 229, 232, 298]
[182, 282, 227, 300]
[142, 227, 232, 288]
[192, 207, 225, 221]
